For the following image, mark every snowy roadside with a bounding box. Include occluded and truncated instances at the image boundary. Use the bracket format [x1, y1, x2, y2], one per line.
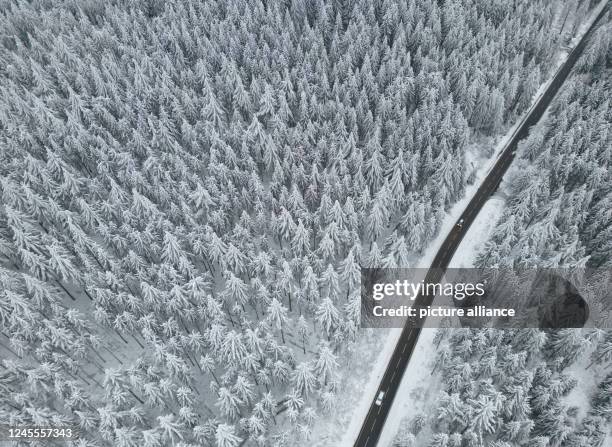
[300, 328, 399, 447]
[376, 195, 506, 447]
[564, 350, 606, 421]
[447, 196, 506, 269]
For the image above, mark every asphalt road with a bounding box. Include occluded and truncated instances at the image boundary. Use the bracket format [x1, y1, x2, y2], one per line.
[354, 5, 609, 446]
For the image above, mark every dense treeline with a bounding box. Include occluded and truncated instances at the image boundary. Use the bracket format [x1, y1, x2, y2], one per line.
[393, 16, 611, 447]
[0, 0, 595, 445]
[476, 19, 611, 270]
[394, 326, 611, 447]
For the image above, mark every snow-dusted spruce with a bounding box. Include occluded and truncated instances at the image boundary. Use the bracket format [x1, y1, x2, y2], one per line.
[392, 17, 611, 447]
[0, 0, 601, 445]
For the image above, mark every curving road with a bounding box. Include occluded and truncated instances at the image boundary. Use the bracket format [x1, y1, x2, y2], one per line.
[354, 4, 609, 446]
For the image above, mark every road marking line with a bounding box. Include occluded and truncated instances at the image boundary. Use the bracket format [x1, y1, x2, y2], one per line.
[402, 344, 407, 353]
[391, 370, 396, 381]
[365, 436, 370, 445]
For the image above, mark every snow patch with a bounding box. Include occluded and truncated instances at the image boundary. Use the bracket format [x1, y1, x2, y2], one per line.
[302, 328, 402, 447]
[449, 196, 506, 269]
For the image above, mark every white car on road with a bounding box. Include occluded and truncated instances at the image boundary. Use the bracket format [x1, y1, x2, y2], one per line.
[375, 391, 385, 406]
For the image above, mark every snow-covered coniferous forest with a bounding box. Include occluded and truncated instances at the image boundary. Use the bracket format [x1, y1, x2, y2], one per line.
[0, 0, 609, 446]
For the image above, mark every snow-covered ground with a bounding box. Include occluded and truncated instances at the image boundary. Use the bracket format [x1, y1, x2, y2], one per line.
[333, 327, 401, 446]
[448, 196, 506, 269]
[299, 328, 394, 446]
[564, 350, 602, 421]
